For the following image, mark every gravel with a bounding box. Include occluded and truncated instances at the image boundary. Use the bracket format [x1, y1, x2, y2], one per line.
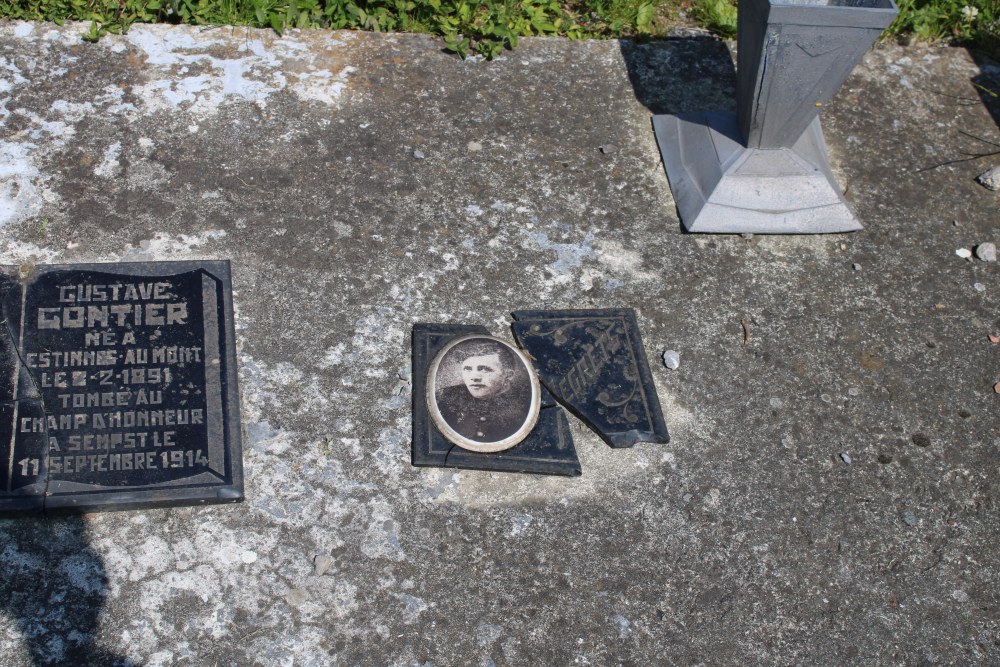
[975, 242, 996, 262]
[976, 165, 1000, 191]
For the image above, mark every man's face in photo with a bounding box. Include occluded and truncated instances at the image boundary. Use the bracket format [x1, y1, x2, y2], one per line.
[461, 353, 504, 399]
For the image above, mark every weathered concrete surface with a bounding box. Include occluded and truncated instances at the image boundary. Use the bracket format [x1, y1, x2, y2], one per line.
[1, 20, 999, 666]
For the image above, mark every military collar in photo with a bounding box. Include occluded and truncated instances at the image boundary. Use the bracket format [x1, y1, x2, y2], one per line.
[411, 324, 581, 477]
[426, 334, 541, 453]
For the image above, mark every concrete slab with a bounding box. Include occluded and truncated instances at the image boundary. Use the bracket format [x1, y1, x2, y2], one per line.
[0, 20, 998, 666]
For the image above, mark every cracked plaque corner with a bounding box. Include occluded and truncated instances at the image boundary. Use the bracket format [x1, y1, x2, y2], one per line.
[511, 308, 669, 448]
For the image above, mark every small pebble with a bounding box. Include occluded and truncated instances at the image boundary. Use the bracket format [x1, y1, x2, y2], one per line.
[413, 149, 425, 159]
[912, 433, 931, 448]
[839, 452, 852, 465]
[902, 510, 918, 527]
[976, 165, 1000, 191]
[662, 350, 680, 370]
[612, 613, 631, 639]
[600, 144, 618, 154]
[953, 589, 970, 603]
[314, 554, 335, 576]
[682, 493, 693, 503]
[769, 397, 783, 408]
[852, 263, 862, 271]
[847, 387, 860, 397]
[285, 588, 310, 607]
[994, 382, 1000, 394]
[975, 242, 996, 262]
[740, 233, 754, 240]
[974, 283, 986, 292]
[820, 393, 832, 403]
[956, 248, 972, 259]
[467, 141, 483, 152]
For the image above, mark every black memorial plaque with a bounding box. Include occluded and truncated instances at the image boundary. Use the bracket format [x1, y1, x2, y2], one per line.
[0, 261, 243, 515]
[412, 323, 581, 477]
[511, 309, 669, 448]
[0, 269, 45, 514]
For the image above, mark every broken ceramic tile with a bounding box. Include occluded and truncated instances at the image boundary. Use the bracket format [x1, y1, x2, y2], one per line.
[512, 309, 669, 448]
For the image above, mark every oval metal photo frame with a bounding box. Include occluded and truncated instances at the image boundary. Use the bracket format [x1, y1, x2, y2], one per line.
[426, 334, 541, 453]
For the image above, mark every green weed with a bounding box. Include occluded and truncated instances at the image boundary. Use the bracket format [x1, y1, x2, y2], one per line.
[1, 0, 998, 59]
[888, 0, 999, 58]
[0, 0, 678, 55]
[569, 0, 667, 37]
[681, 0, 998, 58]
[688, 0, 735, 38]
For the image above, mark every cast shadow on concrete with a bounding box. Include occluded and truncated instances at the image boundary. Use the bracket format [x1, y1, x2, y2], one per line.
[968, 49, 1000, 164]
[618, 37, 736, 118]
[618, 37, 737, 231]
[0, 516, 134, 666]
[916, 49, 1000, 174]
[970, 49, 1000, 129]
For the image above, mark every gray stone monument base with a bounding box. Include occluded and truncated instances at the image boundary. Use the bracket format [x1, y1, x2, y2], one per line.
[653, 110, 861, 234]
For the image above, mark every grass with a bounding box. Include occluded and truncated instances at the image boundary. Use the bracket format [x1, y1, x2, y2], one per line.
[687, 0, 735, 38]
[688, 0, 1000, 57]
[0, 0, 682, 56]
[0, 0, 997, 59]
[888, 0, 999, 57]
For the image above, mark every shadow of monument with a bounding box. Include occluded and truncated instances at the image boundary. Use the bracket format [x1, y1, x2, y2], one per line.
[0, 516, 134, 666]
[970, 50, 1000, 124]
[969, 49, 1000, 157]
[618, 37, 737, 117]
[618, 37, 737, 232]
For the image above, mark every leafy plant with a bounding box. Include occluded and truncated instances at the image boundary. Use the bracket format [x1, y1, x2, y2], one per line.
[688, 0, 735, 38]
[567, 0, 663, 36]
[2, 0, 998, 60]
[0, 0, 674, 51]
[887, 0, 1000, 57]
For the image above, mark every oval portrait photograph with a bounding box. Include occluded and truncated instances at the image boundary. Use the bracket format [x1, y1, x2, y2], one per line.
[426, 335, 541, 453]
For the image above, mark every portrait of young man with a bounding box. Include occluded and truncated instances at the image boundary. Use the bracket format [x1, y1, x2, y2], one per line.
[431, 337, 537, 449]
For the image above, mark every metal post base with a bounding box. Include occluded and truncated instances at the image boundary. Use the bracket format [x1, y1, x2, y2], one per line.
[652, 111, 861, 234]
